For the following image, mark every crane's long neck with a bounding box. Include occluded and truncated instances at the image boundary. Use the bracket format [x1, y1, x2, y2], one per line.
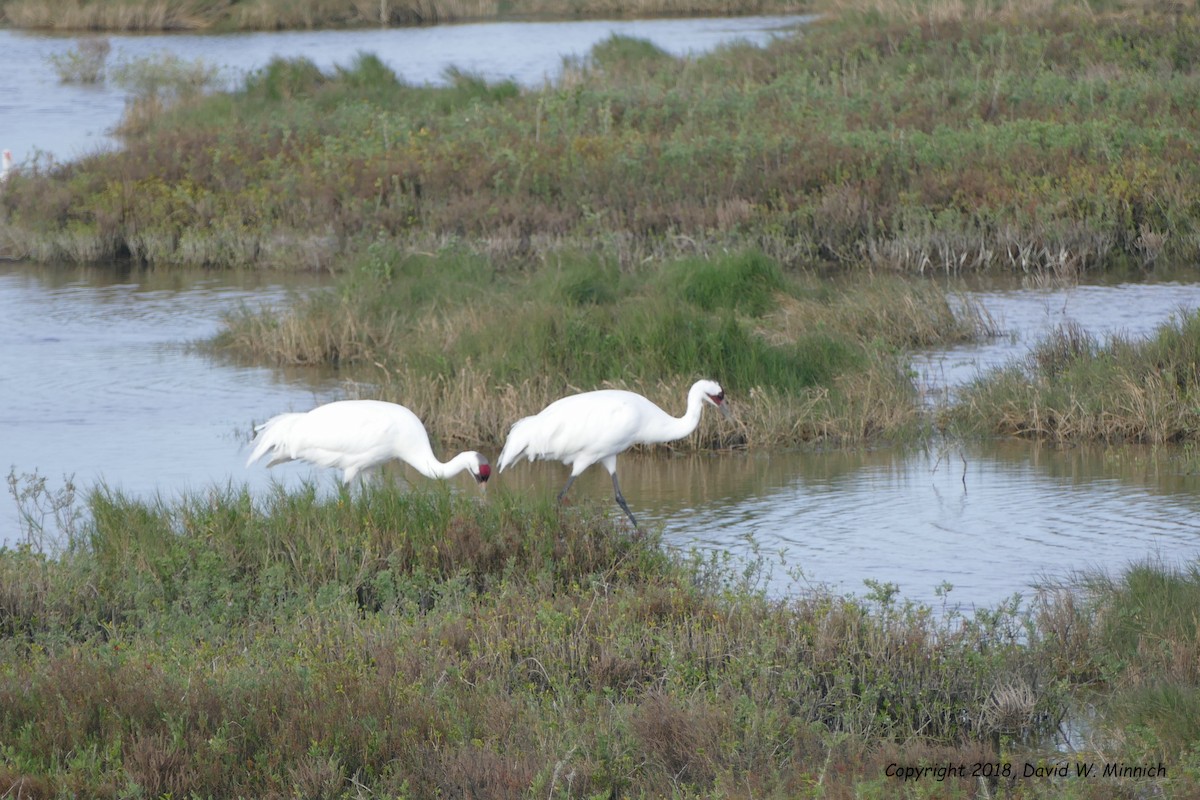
[647, 390, 706, 444]
[412, 450, 477, 480]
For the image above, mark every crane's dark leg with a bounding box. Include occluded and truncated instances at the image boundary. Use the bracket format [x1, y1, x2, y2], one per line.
[611, 472, 639, 530]
[557, 475, 577, 504]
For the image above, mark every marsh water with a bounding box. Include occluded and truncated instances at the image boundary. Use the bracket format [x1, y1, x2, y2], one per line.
[4, 261, 1200, 611]
[2, 16, 1200, 610]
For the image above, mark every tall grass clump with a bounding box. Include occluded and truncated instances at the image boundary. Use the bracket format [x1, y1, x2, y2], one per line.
[946, 310, 1200, 444]
[1034, 559, 1200, 776]
[663, 250, 787, 316]
[110, 52, 225, 135]
[244, 55, 328, 101]
[440, 66, 521, 109]
[47, 37, 112, 84]
[584, 33, 673, 79]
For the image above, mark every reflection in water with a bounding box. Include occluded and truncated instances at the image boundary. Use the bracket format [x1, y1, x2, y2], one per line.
[3, 263, 1200, 612]
[495, 442, 1200, 610]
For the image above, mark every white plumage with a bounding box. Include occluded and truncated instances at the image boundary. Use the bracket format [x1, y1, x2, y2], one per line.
[0, 150, 12, 184]
[247, 399, 490, 487]
[498, 379, 731, 527]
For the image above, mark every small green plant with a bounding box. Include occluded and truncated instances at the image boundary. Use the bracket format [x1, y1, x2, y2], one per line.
[109, 51, 223, 101]
[5, 469, 81, 554]
[47, 37, 111, 84]
[244, 56, 326, 101]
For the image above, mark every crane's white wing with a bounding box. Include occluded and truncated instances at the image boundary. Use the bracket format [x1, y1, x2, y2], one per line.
[248, 400, 431, 477]
[498, 390, 653, 472]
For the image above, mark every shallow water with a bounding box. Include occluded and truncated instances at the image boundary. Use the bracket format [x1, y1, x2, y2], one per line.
[597, 442, 1200, 609]
[0, 14, 810, 165]
[3, 262, 1200, 611]
[0, 263, 340, 512]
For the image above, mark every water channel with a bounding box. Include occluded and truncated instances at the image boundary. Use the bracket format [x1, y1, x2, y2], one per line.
[1, 16, 1199, 611]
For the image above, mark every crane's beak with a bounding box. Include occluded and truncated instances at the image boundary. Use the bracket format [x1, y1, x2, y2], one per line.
[708, 391, 733, 421]
[475, 464, 491, 493]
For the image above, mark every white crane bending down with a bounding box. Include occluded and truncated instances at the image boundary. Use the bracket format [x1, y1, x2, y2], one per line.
[497, 379, 731, 528]
[247, 399, 490, 488]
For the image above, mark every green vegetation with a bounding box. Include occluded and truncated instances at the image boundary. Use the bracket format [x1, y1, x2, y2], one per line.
[945, 309, 1200, 444]
[3, 0, 1199, 272]
[213, 248, 994, 448]
[46, 37, 111, 83]
[2, 476, 1197, 798]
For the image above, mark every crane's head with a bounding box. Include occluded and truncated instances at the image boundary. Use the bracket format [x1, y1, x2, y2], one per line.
[695, 379, 733, 420]
[469, 453, 491, 490]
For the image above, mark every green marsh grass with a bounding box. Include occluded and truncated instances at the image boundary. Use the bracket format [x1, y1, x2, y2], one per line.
[1034, 559, 1200, 784]
[4, 0, 1200, 271]
[946, 309, 1200, 444]
[3, 479, 1197, 797]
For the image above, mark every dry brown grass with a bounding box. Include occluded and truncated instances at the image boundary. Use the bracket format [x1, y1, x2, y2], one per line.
[220, 295, 402, 367]
[813, 0, 1078, 24]
[630, 691, 724, 785]
[4, 0, 808, 31]
[0, 770, 57, 800]
[4, 0, 211, 30]
[757, 278, 998, 350]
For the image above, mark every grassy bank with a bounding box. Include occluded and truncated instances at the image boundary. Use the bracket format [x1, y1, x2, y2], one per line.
[2, 479, 1197, 798]
[944, 309, 1200, 444]
[3, 0, 1199, 271]
[0, 0, 807, 32]
[213, 249, 995, 448]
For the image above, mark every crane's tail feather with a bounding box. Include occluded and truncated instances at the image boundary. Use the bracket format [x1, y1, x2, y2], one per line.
[246, 412, 304, 468]
[497, 416, 536, 472]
